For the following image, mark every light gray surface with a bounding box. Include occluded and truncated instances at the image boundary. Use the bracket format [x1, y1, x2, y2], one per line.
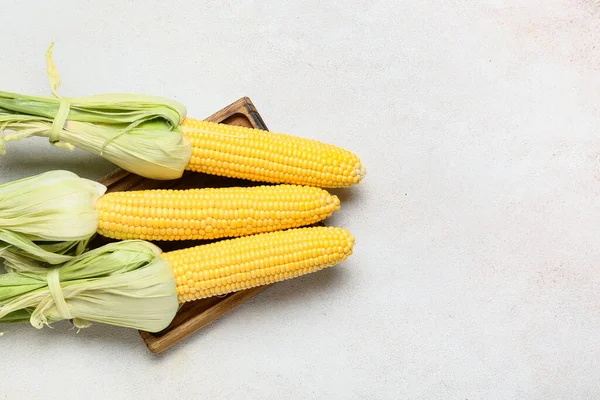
[1, 1, 599, 398]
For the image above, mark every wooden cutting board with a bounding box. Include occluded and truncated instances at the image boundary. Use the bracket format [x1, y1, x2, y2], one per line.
[94, 97, 275, 353]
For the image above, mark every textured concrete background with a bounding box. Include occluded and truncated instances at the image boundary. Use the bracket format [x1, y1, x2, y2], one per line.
[1, 1, 600, 398]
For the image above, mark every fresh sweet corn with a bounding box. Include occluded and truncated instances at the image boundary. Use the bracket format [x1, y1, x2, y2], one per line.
[1, 46, 367, 183]
[0, 226, 355, 330]
[95, 184, 340, 241]
[162, 226, 354, 303]
[181, 118, 366, 188]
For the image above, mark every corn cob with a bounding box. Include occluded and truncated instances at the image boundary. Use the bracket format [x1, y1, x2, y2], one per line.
[1, 46, 366, 184]
[181, 118, 366, 188]
[95, 184, 339, 241]
[162, 226, 354, 303]
[0, 226, 354, 331]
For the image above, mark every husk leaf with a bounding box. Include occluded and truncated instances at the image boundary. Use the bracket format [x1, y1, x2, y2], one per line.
[0, 170, 106, 264]
[0, 43, 191, 180]
[0, 240, 178, 332]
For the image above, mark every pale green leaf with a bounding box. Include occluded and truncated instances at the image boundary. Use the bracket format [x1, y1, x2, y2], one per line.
[0, 240, 178, 332]
[0, 170, 105, 263]
[0, 44, 190, 180]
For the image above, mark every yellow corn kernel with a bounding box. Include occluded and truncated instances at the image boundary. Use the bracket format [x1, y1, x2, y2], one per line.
[181, 118, 366, 188]
[95, 185, 340, 241]
[162, 226, 354, 303]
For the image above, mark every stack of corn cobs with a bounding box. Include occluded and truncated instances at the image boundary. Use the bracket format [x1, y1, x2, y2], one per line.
[0, 45, 365, 333]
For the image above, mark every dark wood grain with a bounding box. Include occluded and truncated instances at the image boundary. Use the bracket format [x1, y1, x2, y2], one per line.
[95, 97, 274, 353]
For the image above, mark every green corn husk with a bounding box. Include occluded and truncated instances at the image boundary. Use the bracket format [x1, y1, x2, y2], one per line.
[0, 43, 191, 180]
[0, 240, 178, 332]
[0, 170, 106, 264]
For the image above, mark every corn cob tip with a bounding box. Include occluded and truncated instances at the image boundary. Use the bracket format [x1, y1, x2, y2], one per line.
[331, 194, 341, 209]
[355, 165, 367, 183]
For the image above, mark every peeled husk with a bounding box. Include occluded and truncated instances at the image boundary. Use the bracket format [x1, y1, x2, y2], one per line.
[0, 43, 191, 180]
[0, 240, 178, 332]
[0, 170, 106, 264]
